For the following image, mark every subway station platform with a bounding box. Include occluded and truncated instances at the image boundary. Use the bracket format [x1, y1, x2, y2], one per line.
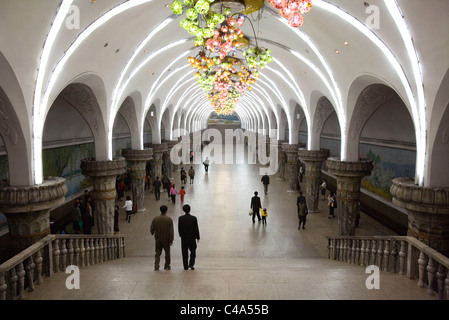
[24, 158, 435, 301]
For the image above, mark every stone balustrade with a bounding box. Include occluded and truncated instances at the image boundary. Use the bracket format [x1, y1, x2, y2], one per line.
[326, 235, 449, 300]
[0, 234, 126, 300]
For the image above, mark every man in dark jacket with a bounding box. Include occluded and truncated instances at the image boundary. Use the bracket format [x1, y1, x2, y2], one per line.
[178, 204, 200, 270]
[261, 173, 270, 195]
[153, 176, 162, 201]
[250, 191, 262, 223]
[150, 205, 174, 271]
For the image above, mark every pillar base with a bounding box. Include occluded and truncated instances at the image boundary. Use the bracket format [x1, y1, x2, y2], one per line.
[0, 177, 67, 255]
[326, 158, 373, 236]
[391, 177, 449, 256]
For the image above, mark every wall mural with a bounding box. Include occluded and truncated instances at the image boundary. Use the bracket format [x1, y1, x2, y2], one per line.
[42, 143, 95, 197]
[360, 144, 416, 200]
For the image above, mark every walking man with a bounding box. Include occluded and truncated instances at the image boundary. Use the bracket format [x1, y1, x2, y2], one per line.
[203, 157, 210, 173]
[297, 196, 308, 230]
[153, 176, 162, 201]
[150, 205, 174, 271]
[250, 191, 262, 223]
[178, 204, 200, 270]
[261, 173, 270, 195]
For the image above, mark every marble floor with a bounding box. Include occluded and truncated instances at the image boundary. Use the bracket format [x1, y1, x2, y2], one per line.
[24, 148, 436, 301]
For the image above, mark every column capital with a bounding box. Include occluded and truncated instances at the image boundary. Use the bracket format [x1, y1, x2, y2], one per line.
[80, 158, 127, 178]
[391, 177, 449, 214]
[326, 158, 374, 179]
[146, 142, 168, 154]
[0, 177, 67, 213]
[298, 148, 330, 163]
[121, 148, 153, 162]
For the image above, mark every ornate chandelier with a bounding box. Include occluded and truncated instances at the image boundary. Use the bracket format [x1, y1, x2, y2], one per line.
[267, 0, 312, 27]
[171, 0, 311, 115]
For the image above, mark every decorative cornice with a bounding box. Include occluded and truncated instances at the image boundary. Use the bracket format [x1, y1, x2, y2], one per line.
[80, 158, 127, 178]
[298, 148, 330, 162]
[326, 158, 373, 178]
[391, 177, 449, 214]
[0, 177, 67, 213]
[121, 148, 153, 161]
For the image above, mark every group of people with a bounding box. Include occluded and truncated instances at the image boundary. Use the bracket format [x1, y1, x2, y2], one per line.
[71, 190, 95, 234]
[150, 204, 200, 271]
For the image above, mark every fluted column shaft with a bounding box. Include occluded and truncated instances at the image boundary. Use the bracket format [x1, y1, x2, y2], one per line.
[81, 159, 126, 235]
[391, 178, 449, 256]
[147, 143, 168, 180]
[326, 158, 373, 236]
[282, 143, 300, 192]
[122, 149, 153, 213]
[298, 149, 330, 213]
[0, 177, 67, 255]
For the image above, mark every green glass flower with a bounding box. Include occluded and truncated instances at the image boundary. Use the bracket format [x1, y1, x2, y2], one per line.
[186, 8, 198, 20]
[195, 0, 210, 15]
[171, 0, 183, 15]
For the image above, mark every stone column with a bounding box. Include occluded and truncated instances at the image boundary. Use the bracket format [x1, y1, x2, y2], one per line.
[165, 140, 180, 178]
[81, 158, 126, 235]
[282, 143, 300, 193]
[390, 177, 449, 256]
[326, 158, 373, 236]
[298, 149, 330, 213]
[147, 143, 168, 180]
[121, 149, 153, 213]
[0, 177, 67, 255]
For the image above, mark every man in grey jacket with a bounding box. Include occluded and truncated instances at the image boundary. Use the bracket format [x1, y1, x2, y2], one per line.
[150, 205, 174, 271]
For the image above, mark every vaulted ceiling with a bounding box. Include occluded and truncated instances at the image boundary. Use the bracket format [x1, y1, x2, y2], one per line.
[0, 0, 448, 187]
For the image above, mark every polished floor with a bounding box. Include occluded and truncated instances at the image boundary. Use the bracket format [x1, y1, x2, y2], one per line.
[25, 145, 435, 300]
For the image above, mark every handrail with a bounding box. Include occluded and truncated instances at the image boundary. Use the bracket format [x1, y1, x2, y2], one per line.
[0, 234, 126, 300]
[326, 235, 449, 300]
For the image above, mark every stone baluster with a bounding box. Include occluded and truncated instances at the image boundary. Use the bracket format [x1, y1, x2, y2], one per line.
[370, 240, 377, 266]
[122, 148, 153, 212]
[360, 240, 366, 266]
[25, 256, 35, 292]
[16, 262, 25, 300]
[90, 238, 95, 265]
[391, 178, 449, 257]
[298, 149, 330, 213]
[9, 267, 17, 299]
[391, 241, 398, 273]
[426, 258, 436, 295]
[399, 241, 407, 275]
[417, 251, 428, 287]
[81, 159, 126, 235]
[357, 240, 362, 265]
[74, 239, 80, 266]
[113, 238, 117, 259]
[444, 272, 449, 300]
[60, 239, 67, 271]
[99, 238, 104, 263]
[326, 159, 373, 236]
[376, 240, 384, 268]
[35, 250, 44, 285]
[85, 239, 91, 267]
[0, 272, 6, 300]
[337, 239, 342, 261]
[436, 264, 446, 300]
[80, 239, 86, 267]
[352, 240, 357, 264]
[0, 177, 67, 256]
[103, 238, 108, 261]
[383, 240, 390, 272]
[108, 239, 112, 260]
[53, 239, 60, 273]
[67, 239, 74, 266]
